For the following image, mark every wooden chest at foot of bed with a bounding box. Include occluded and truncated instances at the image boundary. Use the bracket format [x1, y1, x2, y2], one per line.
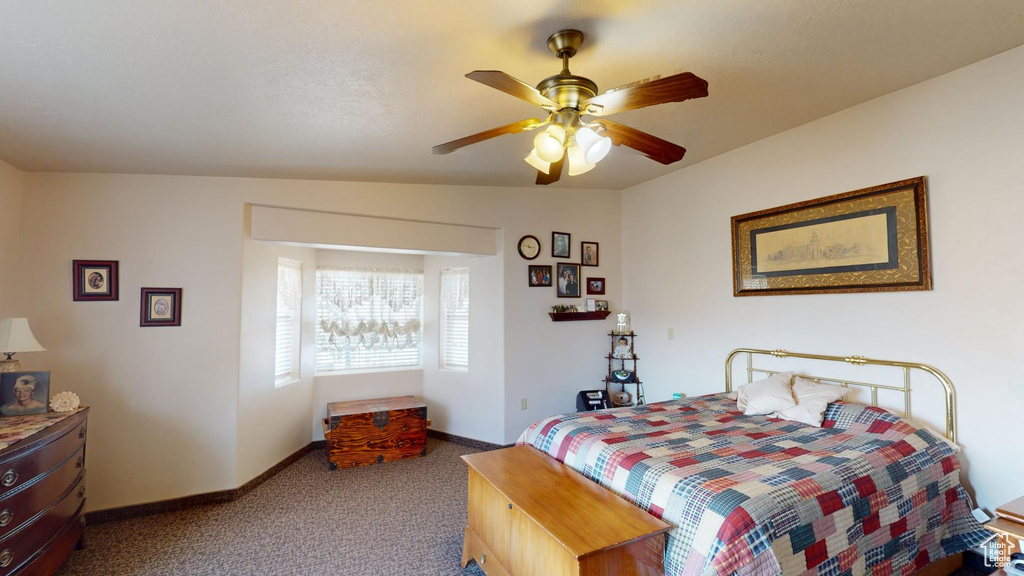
[322, 396, 428, 470]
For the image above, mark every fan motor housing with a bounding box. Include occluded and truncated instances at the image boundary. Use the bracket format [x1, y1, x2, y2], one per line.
[537, 74, 598, 111]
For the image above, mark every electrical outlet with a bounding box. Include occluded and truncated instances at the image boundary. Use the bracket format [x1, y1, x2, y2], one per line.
[668, 328, 675, 340]
[520, 398, 527, 410]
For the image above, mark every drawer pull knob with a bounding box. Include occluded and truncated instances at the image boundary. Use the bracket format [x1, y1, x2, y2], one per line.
[0, 470, 16, 487]
[0, 510, 11, 527]
[78, 486, 86, 498]
[76, 456, 84, 469]
[0, 549, 11, 567]
[79, 427, 87, 439]
[507, 503, 512, 510]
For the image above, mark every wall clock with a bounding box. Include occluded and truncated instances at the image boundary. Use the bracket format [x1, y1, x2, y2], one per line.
[517, 235, 541, 260]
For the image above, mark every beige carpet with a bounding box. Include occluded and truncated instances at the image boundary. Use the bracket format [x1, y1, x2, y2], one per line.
[60, 438, 486, 576]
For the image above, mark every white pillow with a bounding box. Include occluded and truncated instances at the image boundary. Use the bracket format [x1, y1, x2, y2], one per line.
[740, 372, 796, 415]
[774, 376, 848, 427]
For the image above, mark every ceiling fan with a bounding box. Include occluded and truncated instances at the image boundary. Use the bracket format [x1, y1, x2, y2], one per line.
[432, 29, 708, 185]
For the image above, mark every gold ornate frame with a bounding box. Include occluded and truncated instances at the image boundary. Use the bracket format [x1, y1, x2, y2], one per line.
[731, 177, 931, 296]
[725, 348, 957, 442]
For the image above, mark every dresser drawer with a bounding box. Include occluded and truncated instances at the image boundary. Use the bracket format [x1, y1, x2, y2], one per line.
[0, 421, 85, 499]
[0, 445, 84, 540]
[0, 475, 85, 575]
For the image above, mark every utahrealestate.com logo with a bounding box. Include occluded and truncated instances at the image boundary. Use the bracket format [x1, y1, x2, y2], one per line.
[984, 533, 1018, 568]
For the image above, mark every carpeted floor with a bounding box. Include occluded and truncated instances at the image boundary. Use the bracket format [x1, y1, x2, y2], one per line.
[59, 438, 486, 576]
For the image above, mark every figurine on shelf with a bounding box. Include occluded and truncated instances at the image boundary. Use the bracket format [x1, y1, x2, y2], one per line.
[613, 336, 631, 359]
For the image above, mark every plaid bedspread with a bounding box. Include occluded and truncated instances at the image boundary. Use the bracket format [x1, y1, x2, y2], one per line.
[517, 394, 987, 576]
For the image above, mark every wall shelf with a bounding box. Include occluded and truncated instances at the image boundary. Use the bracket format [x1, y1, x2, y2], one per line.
[548, 311, 612, 322]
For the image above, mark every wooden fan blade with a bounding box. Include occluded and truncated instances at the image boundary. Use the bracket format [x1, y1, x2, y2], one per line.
[582, 72, 708, 117]
[536, 156, 565, 186]
[433, 118, 545, 155]
[466, 71, 558, 110]
[594, 119, 686, 165]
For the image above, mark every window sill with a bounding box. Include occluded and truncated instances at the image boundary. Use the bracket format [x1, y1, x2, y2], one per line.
[315, 366, 423, 377]
[274, 377, 300, 388]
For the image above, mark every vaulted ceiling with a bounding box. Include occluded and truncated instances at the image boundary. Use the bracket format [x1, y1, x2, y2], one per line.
[1, 1, 1023, 189]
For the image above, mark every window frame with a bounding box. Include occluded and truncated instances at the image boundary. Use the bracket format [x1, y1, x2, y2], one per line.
[274, 258, 303, 388]
[439, 267, 469, 372]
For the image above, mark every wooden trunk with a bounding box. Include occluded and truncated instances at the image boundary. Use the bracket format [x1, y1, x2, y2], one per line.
[322, 396, 427, 470]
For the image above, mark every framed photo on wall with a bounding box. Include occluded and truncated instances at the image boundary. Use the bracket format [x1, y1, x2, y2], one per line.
[581, 242, 599, 266]
[528, 265, 552, 287]
[551, 231, 571, 259]
[587, 277, 605, 295]
[731, 176, 931, 296]
[140, 288, 183, 327]
[0, 371, 50, 416]
[556, 263, 581, 298]
[73, 260, 119, 301]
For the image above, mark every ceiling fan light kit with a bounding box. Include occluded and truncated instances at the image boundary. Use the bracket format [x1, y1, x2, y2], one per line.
[433, 29, 709, 185]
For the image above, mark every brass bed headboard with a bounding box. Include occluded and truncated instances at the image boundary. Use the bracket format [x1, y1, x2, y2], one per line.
[725, 348, 957, 442]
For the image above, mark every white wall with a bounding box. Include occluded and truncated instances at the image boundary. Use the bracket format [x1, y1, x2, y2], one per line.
[237, 215, 317, 485]
[423, 252, 505, 444]
[621, 44, 1024, 511]
[0, 160, 24, 318]
[13, 174, 621, 510]
[311, 249, 426, 441]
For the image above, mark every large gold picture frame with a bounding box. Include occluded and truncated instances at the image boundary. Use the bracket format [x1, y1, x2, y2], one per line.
[731, 177, 931, 296]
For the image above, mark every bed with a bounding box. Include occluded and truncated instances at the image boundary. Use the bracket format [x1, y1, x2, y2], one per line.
[514, 349, 988, 576]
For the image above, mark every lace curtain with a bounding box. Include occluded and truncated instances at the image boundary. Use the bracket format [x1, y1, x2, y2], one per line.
[316, 267, 423, 371]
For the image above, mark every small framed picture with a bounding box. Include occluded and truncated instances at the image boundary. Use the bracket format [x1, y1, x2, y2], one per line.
[0, 372, 50, 416]
[528, 265, 552, 287]
[552, 231, 571, 259]
[140, 288, 183, 327]
[581, 242, 599, 266]
[587, 277, 606, 295]
[586, 298, 596, 311]
[595, 300, 609, 311]
[73, 260, 119, 301]
[556, 263, 581, 298]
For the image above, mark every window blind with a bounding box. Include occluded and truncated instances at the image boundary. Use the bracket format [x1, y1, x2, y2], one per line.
[440, 268, 469, 370]
[275, 259, 303, 383]
[316, 267, 423, 372]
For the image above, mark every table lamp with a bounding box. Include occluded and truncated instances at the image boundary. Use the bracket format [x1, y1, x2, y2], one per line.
[0, 318, 46, 372]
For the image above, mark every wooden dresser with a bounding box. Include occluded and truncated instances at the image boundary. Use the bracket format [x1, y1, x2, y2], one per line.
[322, 396, 427, 470]
[0, 408, 88, 576]
[461, 446, 670, 576]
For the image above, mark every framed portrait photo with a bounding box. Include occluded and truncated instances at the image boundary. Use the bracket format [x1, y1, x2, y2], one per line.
[587, 277, 605, 295]
[556, 263, 581, 298]
[551, 231, 571, 259]
[581, 242, 599, 266]
[73, 260, 119, 301]
[595, 299, 609, 311]
[140, 288, 182, 327]
[0, 371, 50, 417]
[528, 265, 552, 287]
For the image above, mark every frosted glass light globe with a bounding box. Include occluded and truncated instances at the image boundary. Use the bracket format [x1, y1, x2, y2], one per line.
[576, 126, 612, 164]
[533, 125, 566, 163]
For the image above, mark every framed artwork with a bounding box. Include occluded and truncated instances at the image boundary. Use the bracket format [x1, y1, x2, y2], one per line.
[595, 300, 609, 311]
[587, 277, 605, 295]
[528, 265, 552, 287]
[581, 242, 599, 266]
[140, 288, 183, 327]
[731, 176, 931, 296]
[73, 260, 119, 301]
[586, 298, 596, 311]
[0, 372, 49, 416]
[551, 231, 571, 259]
[556, 263, 581, 298]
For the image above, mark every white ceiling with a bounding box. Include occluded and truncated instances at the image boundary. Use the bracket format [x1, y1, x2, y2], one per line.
[1, 1, 1023, 190]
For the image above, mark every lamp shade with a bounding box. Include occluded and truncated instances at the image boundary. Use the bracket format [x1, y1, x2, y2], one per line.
[533, 125, 566, 163]
[524, 149, 551, 174]
[0, 318, 46, 353]
[576, 126, 612, 164]
[566, 144, 595, 176]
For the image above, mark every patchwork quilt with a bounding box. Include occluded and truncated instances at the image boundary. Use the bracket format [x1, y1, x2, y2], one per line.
[517, 394, 987, 576]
